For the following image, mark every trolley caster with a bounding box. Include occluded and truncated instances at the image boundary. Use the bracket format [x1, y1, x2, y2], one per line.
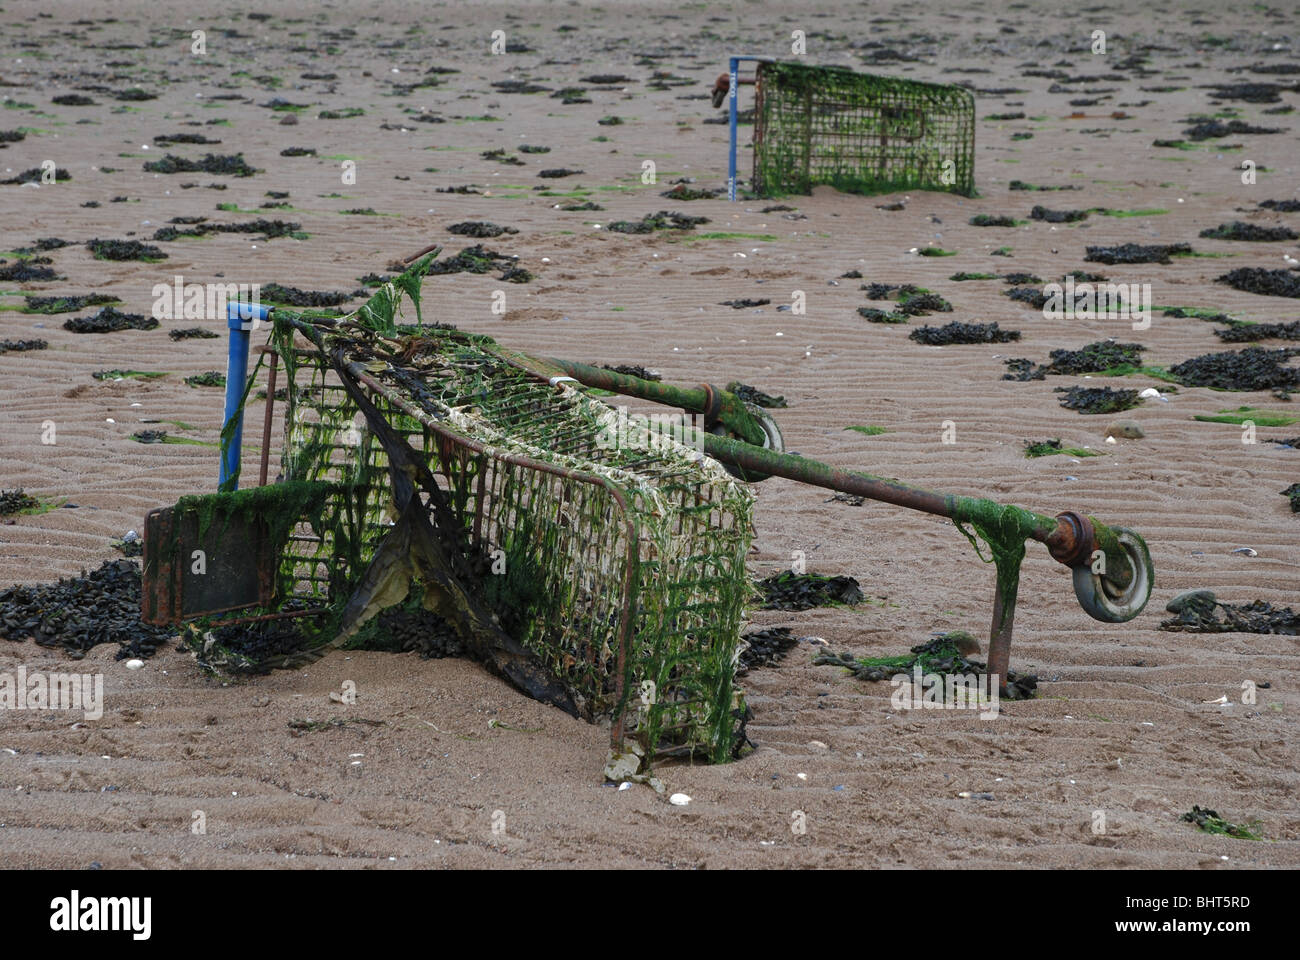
[711, 402, 784, 482]
[1071, 526, 1153, 623]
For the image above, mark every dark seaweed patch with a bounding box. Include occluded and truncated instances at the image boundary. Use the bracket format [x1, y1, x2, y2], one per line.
[661, 183, 724, 200]
[813, 633, 1038, 700]
[0, 559, 174, 660]
[1009, 180, 1081, 191]
[1206, 83, 1290, 103]
[1030, 205, 1088, 223]
[155, 133, 222, 145]
[447, 221, 518, 238]
[1179, 806, 1263, 841]
[168, 327, 219, 341]
[1161, 591, 1298, 635]
[1041, 340, 1146, 375]
[185, 371, 226, 387]
[727, 381, 787, 408]
[1282, 483, 1300, 512]
[1216, 267, 1300, 298]
[1002, 358, 1047, 381]
[260, 283, 351, 308]
[1168, 346, 1300, 392]
[1216, 320, 1300, 342]
[862, 283, 951, 315]
[24, 293, 119, 314]
[721, 298, 770, 309]
[499, 266, 533, 284]
[600, 363, 661, 382]
[736, 627, 798, 675]
[142, 153, 257, 177]
[1056, 385, 1141, 414]
[909, 321, 1020, 345]
[1200, 221, 1298, 242]
[0, 489, 40, 514]
[0, 339, 47, 353]
[63, 307, 158, 333]
[0, 261, 61, 282]
[153, 218, 301, 241]
[1259, 199, 1300, 212]
[425, 244, 525, 280]
[757, 571, 863, 611]
[858, 307, 910, 323]
[87, 238, 167, 261]
[1005, 286, 1050, 308]
[1184, 119, 1285, 140]
[492, 80, 551, 94]
[606, 210, 709, 233]
[969, 214, 1019, 227]
[538, 168, 584, 178]
[1085, 242, 1191, 264]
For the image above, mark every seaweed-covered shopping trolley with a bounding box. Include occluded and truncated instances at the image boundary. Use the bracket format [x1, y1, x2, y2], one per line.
[141, 251, 1153, 772]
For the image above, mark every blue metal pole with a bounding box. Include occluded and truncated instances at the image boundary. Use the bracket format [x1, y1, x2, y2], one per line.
[219, 301, 270, 490]
[728, 56, 739, 201]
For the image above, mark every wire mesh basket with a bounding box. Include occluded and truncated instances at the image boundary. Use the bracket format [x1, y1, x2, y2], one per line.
[271, 316, 756, 764]
[752, 60, 975, 197]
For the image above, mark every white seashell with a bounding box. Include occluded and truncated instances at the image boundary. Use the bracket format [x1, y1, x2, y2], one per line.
[796, 772, 808, 781]
[618, 781, 632, 791]
[125, 659, 144, 670]
[1138, 388, 1161, 399]
[1106, 436, 1117, 444]
[1231, 547, 1257, 557]
[669, 793, 691, 805]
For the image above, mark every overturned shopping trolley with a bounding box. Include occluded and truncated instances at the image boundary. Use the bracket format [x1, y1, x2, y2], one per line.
[141, 251, 1153, 769]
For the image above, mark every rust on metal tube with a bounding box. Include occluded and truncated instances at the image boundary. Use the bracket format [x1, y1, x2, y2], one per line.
[259, 349, 278, 487]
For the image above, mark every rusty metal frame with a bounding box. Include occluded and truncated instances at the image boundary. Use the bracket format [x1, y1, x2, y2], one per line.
[140, 505, 277, 625]
[342, 362, 644, 750]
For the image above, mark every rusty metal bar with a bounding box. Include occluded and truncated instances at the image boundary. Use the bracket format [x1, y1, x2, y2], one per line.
[259, 349, 278, 487]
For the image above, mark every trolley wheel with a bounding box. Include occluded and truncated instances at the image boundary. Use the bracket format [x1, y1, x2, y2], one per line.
[712, 403, 784, 482]
[1071, 527, 1153, 623]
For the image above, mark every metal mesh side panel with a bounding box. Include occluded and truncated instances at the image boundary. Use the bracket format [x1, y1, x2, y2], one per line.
[753, 61, 975, 197]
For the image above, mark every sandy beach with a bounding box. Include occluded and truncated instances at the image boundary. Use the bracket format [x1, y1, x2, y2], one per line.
[0, 0, 1297, 868]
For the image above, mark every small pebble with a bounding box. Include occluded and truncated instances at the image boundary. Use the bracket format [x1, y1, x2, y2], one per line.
[668, 793, 691, 806]
[125, 659, 144, 670]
